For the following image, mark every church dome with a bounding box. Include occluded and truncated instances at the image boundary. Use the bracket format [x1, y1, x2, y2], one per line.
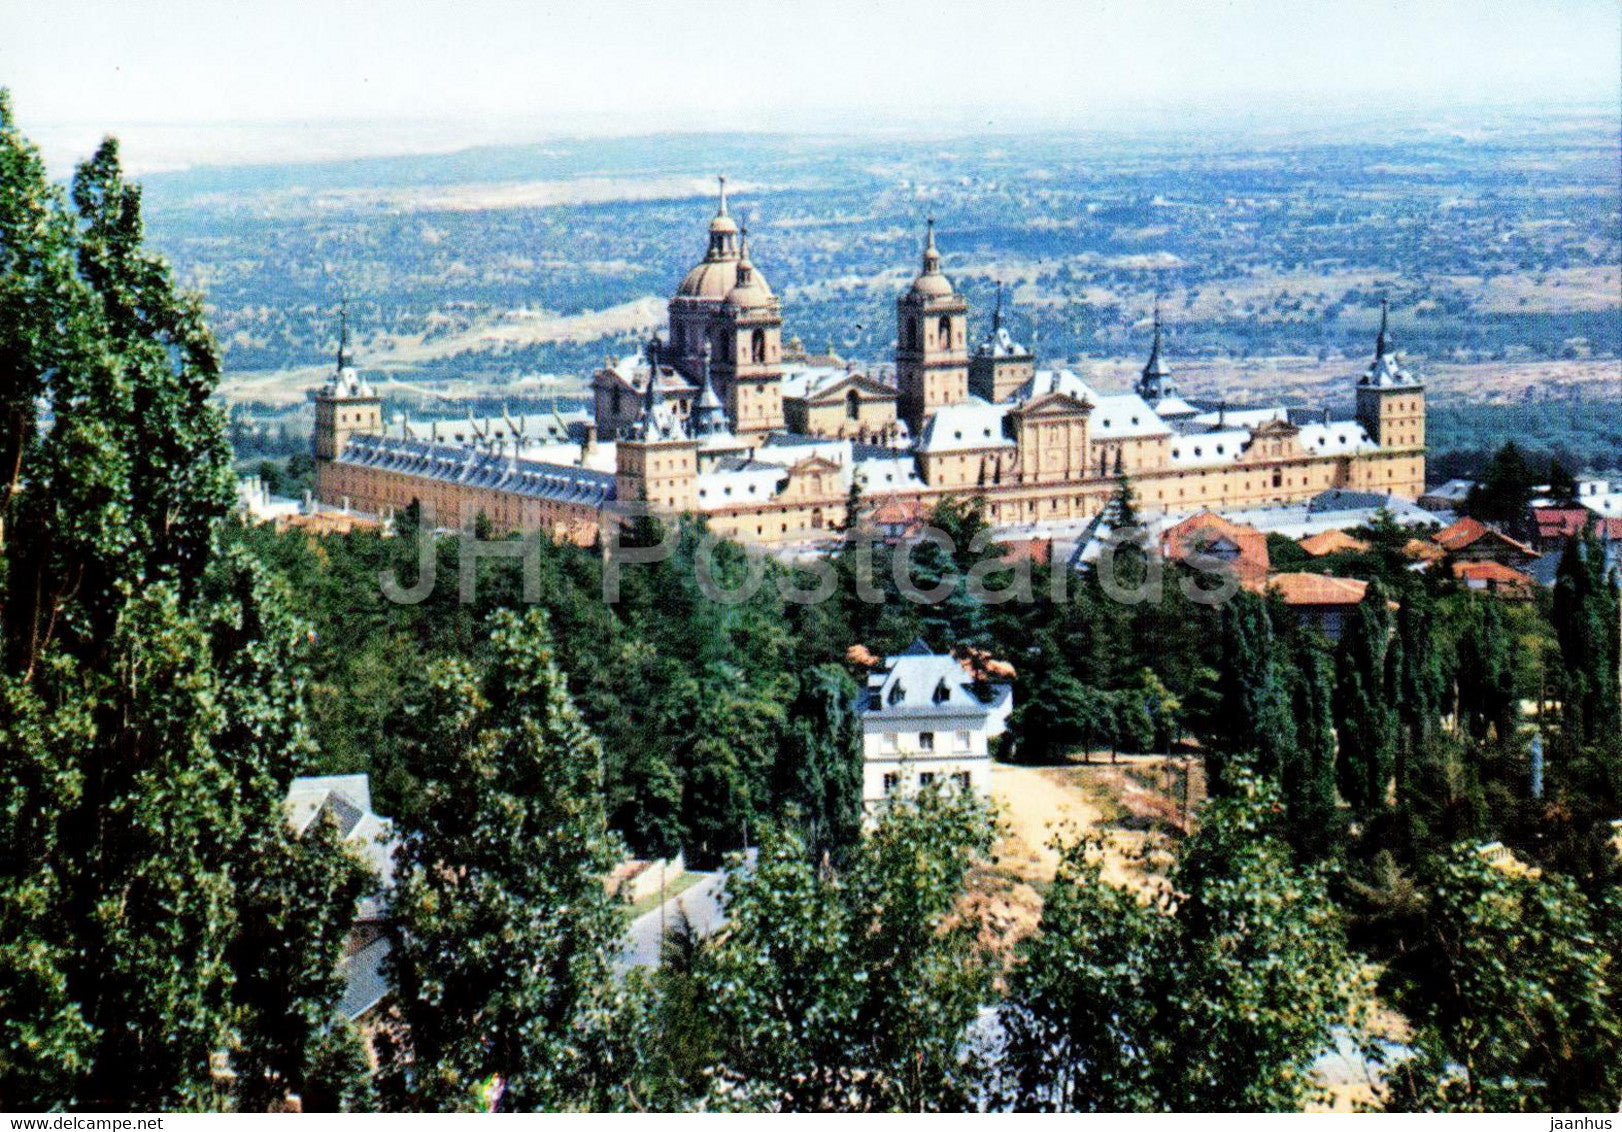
[906, 219, 955, 300]
[675, 175, 741, 301]
[676, 258, 739, 301]
[909, 271, 954, 300]
[725, 231, 774, 309]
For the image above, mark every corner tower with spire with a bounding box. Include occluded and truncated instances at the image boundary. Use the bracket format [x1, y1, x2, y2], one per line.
[969, 280, 1035, 403]
[895, 218, 969, 430]
[312, 301, 381, 478]
[1353, 298, 1426, 497]
[614, 332, 701, 513]
[1355, 298, 1425, 450]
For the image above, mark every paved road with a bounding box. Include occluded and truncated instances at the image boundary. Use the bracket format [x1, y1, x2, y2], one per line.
[616, 869, 729, 971]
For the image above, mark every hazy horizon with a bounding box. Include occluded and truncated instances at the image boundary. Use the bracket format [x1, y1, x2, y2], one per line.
[4, 0, 1618, 174]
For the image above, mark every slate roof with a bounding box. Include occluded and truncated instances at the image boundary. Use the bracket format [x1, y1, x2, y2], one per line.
[862, 646, 1006, 722]
[337, 435, 616, 507]
[336, 936, 392, 1022]
[916, 398, 1015, 453]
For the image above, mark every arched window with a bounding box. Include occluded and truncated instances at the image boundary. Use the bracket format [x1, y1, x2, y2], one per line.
[846, 389, 861, 421]
[751, 328, 766, 364]
[938, 315, 952, 347]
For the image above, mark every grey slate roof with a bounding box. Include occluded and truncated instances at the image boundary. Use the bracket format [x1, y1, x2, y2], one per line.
[337, 936, 392, 1022]
[337, 434, 615, 507]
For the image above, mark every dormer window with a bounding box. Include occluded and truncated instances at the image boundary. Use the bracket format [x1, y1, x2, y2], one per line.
[888, 682, 905, 707]
[932, 679, 951, 705]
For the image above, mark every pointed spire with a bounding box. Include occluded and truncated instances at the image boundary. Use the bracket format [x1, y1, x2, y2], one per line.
[922, 216, 940, 273]
[336, 297, 350, 371]
[716, 174, 728, 218]
[992, 280, 1004, 334]
[1374, 296, 1390, 360]
[736, 223, 753, 285]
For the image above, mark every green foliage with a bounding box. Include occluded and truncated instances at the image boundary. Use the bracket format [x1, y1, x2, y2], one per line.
[378, 609, 632, 1111]
[1552, 532, 1622, 748]
[698, 787, 995, 1111]
[1003, 774, 1368, 1111]
[0, 103, 363, 1111]
[1462, 441, 1538, 530]
[1384, 845, 1622, 1111]
[1334, 579, 1399, 821]
[776, 664, 865, 865]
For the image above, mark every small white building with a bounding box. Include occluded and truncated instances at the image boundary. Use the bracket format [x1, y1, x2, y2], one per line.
[859, 641, 1012, 808]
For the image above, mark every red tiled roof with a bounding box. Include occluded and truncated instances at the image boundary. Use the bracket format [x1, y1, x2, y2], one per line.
[1533, 508, 1591, 540]
[1298, 529, 1371, 557]
[1453, 560, 1535, 586]
[1162, 510, 1270, 587]
[1433, 516, 1538, 558]
[1267, 572, 1371, 607]
[1434, 516, 1489, 551]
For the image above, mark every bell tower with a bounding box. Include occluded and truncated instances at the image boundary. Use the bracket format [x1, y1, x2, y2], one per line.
[1355, 299, 1426, 451]
[895, 219, 969, 432]
[713, 226, 784, 437]
[312, 305, 381, 463]
[615, 334, 700, 513]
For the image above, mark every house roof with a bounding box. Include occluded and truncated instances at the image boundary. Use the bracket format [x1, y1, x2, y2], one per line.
[1402, 537, 1446, 563]
[1534, 508, 1592, 540]
[1299, 529, 1371, 557]
[915, 398, 1015, 453]
[862, 648, 1004, 722]
[1453, 560, 1536, 587]
[1268, 572, 1375, 607]
[1161, 510, 1270, 586]
[1433, 516, 1538, 558]
[336, 936, 392, 1021]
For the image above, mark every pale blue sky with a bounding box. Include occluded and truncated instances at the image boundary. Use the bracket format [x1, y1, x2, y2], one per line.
[4, 0, 1618, 168]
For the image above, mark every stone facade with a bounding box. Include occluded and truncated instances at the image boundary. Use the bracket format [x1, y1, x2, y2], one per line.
[312, 183, 1426, 547]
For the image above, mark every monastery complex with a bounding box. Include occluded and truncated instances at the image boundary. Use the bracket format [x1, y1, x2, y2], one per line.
[313, 179, 1426, 547]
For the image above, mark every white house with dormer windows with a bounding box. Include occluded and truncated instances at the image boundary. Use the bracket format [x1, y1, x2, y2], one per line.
[859, 640, 1012, 809]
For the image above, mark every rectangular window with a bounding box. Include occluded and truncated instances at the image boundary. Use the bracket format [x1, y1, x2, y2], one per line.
[919, 732, 935, 752]
[919, 772, 936, 787]
[953, 772, 971, 790]
[882, 772, 899, 794]
[956, 730, 971, 750]
[882, 733, 898, 752]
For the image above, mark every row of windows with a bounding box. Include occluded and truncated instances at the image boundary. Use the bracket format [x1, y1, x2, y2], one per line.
[882, 770, 973, 793]
[880, 730, 972, 752]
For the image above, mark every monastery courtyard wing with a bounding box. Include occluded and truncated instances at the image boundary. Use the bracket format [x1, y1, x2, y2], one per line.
[313, 180, 1426, 546]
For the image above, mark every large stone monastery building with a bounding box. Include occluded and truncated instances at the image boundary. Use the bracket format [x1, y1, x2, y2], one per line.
[313, 179, 1425, 546]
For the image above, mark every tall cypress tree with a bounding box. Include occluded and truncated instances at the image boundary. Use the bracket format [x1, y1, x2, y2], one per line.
[1281, 634, 1340, 859]
[1552, 532, 1621, 746]
[1334, 579, 1398, 821]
